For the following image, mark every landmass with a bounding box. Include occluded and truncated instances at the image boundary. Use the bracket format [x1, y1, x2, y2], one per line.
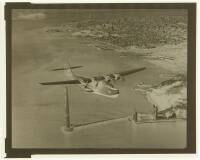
[134, 75, 187, 119]
[45, 15, 187, 119]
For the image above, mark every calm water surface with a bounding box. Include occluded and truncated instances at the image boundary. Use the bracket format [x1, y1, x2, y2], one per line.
[12, 11, 186, 148]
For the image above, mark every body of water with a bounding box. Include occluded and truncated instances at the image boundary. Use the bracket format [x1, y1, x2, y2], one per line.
[11, 10, 186, 148]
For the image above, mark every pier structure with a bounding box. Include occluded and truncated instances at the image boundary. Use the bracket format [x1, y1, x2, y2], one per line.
[61, 85, 186, 134]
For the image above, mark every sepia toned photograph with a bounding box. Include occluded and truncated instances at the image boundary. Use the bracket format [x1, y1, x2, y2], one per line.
[5, 3, 196, 157]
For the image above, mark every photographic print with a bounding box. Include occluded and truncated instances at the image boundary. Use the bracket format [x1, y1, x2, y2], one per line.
[5, 3, 196, 157]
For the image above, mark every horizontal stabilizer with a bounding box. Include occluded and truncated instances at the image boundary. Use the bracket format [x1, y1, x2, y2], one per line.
[51, 66, 83, 71]
[40, 80, 80, 85]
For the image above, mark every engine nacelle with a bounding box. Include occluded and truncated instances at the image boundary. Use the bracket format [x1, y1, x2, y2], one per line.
[104, 74, 123, 81]
[104, 75, 112, 82]
[113, 74, 121, 80]
[91, 78, 98, 87]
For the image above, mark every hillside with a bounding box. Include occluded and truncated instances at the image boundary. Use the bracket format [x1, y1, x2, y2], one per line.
[134, 74, 187, 119]
[46, 15, 187, 49]
[45, 15, 188, 118]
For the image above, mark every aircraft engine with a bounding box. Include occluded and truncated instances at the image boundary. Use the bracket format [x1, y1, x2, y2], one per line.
[91, 78, 98, 87]
[104, 75, 112, 82]
[113, 74, 121, 80]
[104, 74, 124, 82]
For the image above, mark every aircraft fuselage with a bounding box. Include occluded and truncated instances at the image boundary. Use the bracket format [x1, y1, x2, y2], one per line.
[79, 79, 119, 98]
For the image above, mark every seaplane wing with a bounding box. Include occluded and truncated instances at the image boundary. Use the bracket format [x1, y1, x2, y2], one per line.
[40, 65, 146, 98]
[115, 67, 146, 76]
[92, 67, 146, 81]
[40, 79, 80, 85]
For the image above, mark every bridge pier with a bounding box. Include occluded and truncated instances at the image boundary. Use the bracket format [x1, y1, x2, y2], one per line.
[62, 86, 73, 133]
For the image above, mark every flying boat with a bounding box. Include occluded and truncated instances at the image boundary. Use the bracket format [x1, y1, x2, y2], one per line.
[40, 63, 146, 98]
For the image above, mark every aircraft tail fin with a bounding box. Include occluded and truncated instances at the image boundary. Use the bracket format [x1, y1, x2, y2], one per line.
[51, 62, 82, 80]
[65, 62, 77, 80]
